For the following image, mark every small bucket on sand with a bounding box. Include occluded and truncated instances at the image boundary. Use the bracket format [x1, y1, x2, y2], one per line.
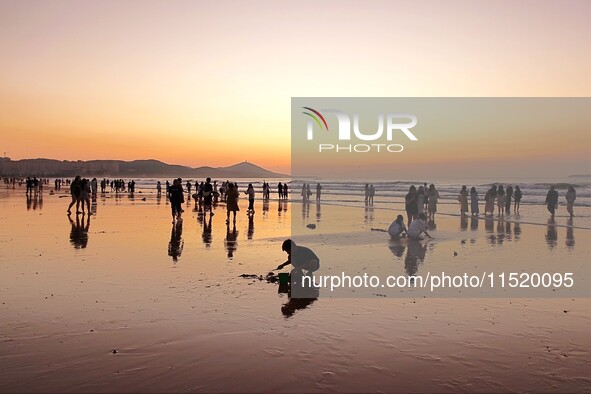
[278, 272, 290, 285]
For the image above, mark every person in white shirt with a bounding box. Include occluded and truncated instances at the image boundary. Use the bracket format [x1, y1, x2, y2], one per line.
[388, 215, 407, 238]
[407, 213, 432, 239]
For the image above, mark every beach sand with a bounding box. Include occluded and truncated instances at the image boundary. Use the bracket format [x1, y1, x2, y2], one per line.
[1, 186, 590, 392]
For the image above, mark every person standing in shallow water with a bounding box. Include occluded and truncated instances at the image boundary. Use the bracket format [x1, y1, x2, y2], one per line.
[245, 183, 255, 214]
[505, 185, 513, 215]
[565, 185, 576, 217]
[458, 185, 469, 216]
[427, 184, 439, 220]
[202, 177, 214, 216]
[497, 185, 506, 216]
[484, 185, 497, 216]
[405, 185, 419, 227]
[169, 178, 184, 223]
[225, 182, 240, 224]
[67, 175, 82, 214]
[417, 185, 425, 214]
[545, 185, 559, 218]
[513, 185, 522, 213]
[470, 187, 479, 216]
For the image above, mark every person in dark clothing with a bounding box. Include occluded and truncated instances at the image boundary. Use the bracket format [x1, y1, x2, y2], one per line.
[169, 178, 185, 222]
[276, 239, 320, 274]
[202, 177, 214, 216]
[67, 175, 82, 214]
[545, 185, 559, 218]
[505, 185, 513, 215]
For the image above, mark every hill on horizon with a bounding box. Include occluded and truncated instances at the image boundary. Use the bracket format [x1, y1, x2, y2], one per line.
[0, 158, 289, 179]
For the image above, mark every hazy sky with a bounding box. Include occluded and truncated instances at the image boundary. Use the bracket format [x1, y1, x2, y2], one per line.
[1, 0, 590, 175]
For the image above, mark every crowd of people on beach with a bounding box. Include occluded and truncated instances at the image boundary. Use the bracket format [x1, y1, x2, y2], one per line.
[4, 175, 581, 232]
[384, 182, 578, 239]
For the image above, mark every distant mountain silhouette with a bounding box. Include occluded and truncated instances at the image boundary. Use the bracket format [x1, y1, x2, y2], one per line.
[0, 157, 288, 178]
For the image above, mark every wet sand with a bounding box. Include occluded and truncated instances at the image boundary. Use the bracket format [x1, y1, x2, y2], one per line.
[1, 187, 590, 392]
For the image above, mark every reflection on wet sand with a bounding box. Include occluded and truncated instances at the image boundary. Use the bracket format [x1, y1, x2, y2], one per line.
[315, 201, 321, 222]
[280, 276, 320, 318]
[247, 215, 255, 240]
[470, 217, 479, 231]
[202, 216, 212, 247]
[387, 237, 430, 276]
[68, 214, 90, 249]
[364, 206, 374, 224]
[301, 201, 310, 221]
[91, 195, 98, 215]
[546, 218, 558, 249]
[168, 220, 184, 262]
[281, 289, 318, 318]
[388, 238, 406, 258]
[460, 215, 468, 230]
[404, 239, 428, 276]
[513, 220, 521, 241]
[26, 193, 43, 210]
[496, 218, 507, 245]
[225, 223, 238, 259]
[566, 218, 575, 249]
[483, 217, 513, 246]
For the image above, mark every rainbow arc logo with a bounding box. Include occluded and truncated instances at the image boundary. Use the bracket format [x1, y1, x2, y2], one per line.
[302, 107, 329, 131]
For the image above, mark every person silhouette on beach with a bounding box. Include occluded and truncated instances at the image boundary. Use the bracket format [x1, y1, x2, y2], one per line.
[566, 185, 576, 217]
[245, 183, 255, 214]
[405, 185, 419, 227]
[505, 185, 513, 215]
[470, 187, 479, 216]
[186, 181, 192, 197]
[80, 178, 92, 215]
[545, 185, 559, 218]
[276, 239, 320, 279]
[225, 182, 239, 224]
[458, 185, 469, 216]
[484, 185, 497, 216]
[427, 184, 439, 220]
[67, 176, 82, 215]
[513, 185, 522, 213]
[417, 185, 425, 214]
[203, 177, 214, 216]
[316, 183, 322, 201]
[169, 178, 185, 222]
[497, 185, 506, 216]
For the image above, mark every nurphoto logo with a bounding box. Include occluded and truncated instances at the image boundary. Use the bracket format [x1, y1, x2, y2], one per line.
[302, 107, 418, 153]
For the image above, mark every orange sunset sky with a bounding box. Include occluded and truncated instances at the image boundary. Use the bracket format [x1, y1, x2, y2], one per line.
[1, 0, 590, 175]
